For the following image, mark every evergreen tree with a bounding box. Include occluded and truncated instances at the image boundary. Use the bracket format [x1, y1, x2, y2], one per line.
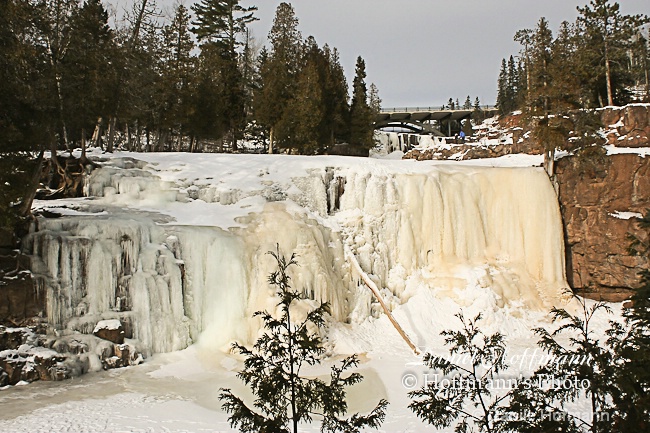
[463, 95, 472, 110]
[496, 58, 509, 114]
[219, 247, 388, 433]
[191, 0, 257, 52]
[368, 83, 382, 115]
[506, 55, 519, 110]
[629, 32, 650, 101]
[348, 56, 373, 152]
[472, 97, 485, 123]
[189, 44, 230, 150]
[409, 312, 511, 433]
[254, 2, 302, 152]
[514, 28, 533, 103]
[158, 4, 195, 150]
[191, 0, 257, 151]
[283, 55, 324, 154]
[0, 0, 50, 238]
[502, 295, 619, 433]
[575, 0, 649, 107]
[549, 21, 581, 112]
[63, 0, 118, 149]
[528, 17, 554, 114]
[322, 45, 349, 147]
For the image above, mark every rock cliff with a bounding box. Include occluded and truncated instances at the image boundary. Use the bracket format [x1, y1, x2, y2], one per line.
[556, 105, 650, 300]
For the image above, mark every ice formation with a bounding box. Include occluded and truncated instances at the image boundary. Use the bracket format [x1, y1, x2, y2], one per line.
[24, 153, 569, 356]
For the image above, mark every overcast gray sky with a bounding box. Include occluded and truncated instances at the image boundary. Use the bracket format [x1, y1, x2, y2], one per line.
[238, 0, 648, 108]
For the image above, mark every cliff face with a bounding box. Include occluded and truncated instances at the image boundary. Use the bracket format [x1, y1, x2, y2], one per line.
[556, 105, 650, 300]
[556, 153, 650, 300]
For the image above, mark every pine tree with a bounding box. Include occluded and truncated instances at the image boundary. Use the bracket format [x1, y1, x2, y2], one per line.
[159, 4, 195, 150]
[496, 58, 509, 114]
[629, 32, 650, 101]
[514, 28, 533, 103]
[219, 247, 388, 433]
[254, 2, 302, 153]
[576, 0, 649, 107]
[409, 312, 511, 433]
[322, 45, 349, 147]
[191, 0, 257, 152]
[64, 0, 118, 151]
[368, 83, 381, 114]
[0, 0, 50, 238]
[463, 95, 472, 110]
[502, 295, 619, 433]
[348, 56, 373, 152]
[528, 17, 553, 114]
[549, 21, 581, 112]
[283, 56, 324, 154]
[188, 44, 229, 150]
[191, 0, 257, 52]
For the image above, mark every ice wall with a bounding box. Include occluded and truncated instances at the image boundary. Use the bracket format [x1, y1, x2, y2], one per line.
[25, 216, 251, 355]
[337, 167, 567, 309]
[25, 158, 568, 356]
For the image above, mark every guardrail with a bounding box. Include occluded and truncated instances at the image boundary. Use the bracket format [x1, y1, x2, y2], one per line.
[380, 105, 497, 113]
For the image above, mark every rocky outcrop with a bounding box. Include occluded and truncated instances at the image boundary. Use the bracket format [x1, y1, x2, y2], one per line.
[0, 254, 44, 325]
[0, 323, 143, 387]
[402, 143, 515, 161]
[601, 104, 650, 148]
[556, 152, 650, 301]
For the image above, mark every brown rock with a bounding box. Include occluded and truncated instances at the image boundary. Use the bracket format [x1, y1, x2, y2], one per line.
[93, 320, 125, 344]
[0, 355, 25, 385]
[0, 367, 8, 386]
[602, 105, 650, 148]
[557, 152, 650, 299]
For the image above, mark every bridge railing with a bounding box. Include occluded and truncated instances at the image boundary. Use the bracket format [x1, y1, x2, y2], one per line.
[380, 105, 497, 113]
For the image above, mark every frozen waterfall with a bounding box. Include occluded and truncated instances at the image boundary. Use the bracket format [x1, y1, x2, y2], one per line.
[24, 154, 568, 356]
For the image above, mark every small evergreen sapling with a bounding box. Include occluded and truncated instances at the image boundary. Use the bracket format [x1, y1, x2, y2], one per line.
[500, 294, 617, 433]
[408, 312, 510, 433]
[219, 247, 387, 433]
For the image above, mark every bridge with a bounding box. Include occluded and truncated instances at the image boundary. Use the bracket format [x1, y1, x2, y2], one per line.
[374, 106, 498, 136]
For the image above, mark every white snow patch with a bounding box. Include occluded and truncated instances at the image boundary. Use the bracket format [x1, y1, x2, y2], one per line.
[92, 319, 122, 333]
[609, 211, 643, 220]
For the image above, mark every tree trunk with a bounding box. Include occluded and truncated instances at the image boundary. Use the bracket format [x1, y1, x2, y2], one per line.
[126, 124, 132, 152]
[135, 119, 141, 152]
[106, 116, 118, 152]
[268, 127, 274, 154]
[54, 71, 70, 152]
[17, 150, 45, 219]
[345, 246, 420, 355]
[80, 128, 88, 165]
[604, 39, 614, 106]
[91, 117, 103, 149]
[230, 121, 238, 152]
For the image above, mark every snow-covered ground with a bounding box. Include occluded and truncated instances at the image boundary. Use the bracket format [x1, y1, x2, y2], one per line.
[0, 149, 623, 432]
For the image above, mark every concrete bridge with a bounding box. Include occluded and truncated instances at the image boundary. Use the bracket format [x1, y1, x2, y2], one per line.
[374, 106, 498, 136]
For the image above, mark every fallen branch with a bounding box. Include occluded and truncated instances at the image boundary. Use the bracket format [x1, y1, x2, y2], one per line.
[344, 245, 420, 355]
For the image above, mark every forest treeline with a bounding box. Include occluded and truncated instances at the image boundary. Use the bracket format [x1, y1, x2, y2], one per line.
[494, 0, 649, 175]
[496, 0, 649, 115]
[0, 0, 378, 157]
